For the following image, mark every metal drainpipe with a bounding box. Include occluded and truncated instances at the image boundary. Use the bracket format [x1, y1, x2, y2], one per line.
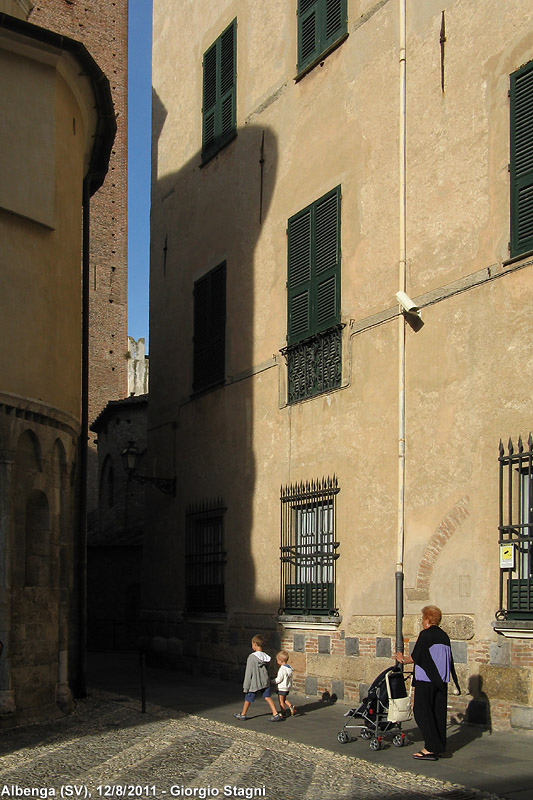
[396, 0, 407, 659]
[76, 176, 90, 698]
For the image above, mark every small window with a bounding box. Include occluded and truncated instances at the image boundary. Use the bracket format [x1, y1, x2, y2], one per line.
[193, 262, 226, 393]
[297, 0, 347, 77]
[280, 477, 340, 615]
[282, 187, 342, 403]
[498, 435, 533, 618]
[185, 500, 227, 613]
[510, 60, 533, 258]
[202, 19, 237, 163]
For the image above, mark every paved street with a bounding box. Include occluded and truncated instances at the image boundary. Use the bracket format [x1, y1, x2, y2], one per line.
[0, 688, 500, 800]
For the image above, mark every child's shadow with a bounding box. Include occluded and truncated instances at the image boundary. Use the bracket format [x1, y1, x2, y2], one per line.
[256, 691, 338, 718]
[291, 691, 338, 716]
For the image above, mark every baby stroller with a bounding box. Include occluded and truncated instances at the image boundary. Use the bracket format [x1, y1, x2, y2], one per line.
[337, 665, 412, 751]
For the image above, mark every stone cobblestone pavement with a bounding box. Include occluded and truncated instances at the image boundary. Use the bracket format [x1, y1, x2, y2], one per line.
[0, 691, 501, 800]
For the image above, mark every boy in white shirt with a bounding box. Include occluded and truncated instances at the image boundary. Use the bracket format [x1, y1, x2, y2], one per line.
[275, 650, 296, 717]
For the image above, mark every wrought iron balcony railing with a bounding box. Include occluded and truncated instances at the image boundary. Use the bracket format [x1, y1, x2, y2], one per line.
[281, 325, 343, 404]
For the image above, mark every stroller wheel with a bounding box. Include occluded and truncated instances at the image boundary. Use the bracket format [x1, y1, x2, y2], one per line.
[337, 731, 350, 744]
[392, 733, 405, 747]
[360, 728, 372, 740]
[369, 737, 382, 751]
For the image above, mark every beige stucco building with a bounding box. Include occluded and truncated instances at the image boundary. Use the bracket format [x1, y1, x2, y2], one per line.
[0, 6, 114, 722]
[145, 0, 533, 730]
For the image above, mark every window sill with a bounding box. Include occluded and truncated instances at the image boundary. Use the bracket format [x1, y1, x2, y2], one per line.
[294, 33, 349, 83]
[503, 248, 533, 267]
[190, 378, 226, 398]
[200, 130, 237, 168]
[492, 619, 533, 639]
[278, 614, 342, 631]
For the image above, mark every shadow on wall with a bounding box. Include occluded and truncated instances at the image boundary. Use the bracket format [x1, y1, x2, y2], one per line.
[447, 674, 492, 753]
[141, 89, 280, 666]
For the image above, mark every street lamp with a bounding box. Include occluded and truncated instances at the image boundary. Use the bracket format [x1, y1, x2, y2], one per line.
[121, 440, 176, 495]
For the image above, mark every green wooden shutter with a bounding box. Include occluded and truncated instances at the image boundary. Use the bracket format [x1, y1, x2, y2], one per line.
[510, 60, 533, 258]
[287, 187, 341, 344]
[298, 0, 319, 73]
[193, 263, 226, 391]
[219, 21, 236, 141]
[324, 0, 346, 51]
[202, 20, 236, 161]
[202, 43, 217, 155]
[297, 0, 347, 74]
[287, 208, 313, 344]
[314, 187, 340, 332]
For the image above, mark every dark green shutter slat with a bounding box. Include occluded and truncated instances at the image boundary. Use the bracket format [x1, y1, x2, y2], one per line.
[511, 61, 533, 257]
[301, 11, 317, 65]
[325, 0, 343, 41]
[221, 96, 234, 136]
[314, 188, 340, 331]
[193, 263, 226, 391]
[518, 185, 533, 240]
[288, 211, 312, 285]
[193, 276, 211, 391]
[203, 112, 215, 151]
[209, 263, 226, 385]
[315, 191, 338, 274]
[287, 187, 340, 344]
[316, 275, 337, 326]
[202, 20, 236, 160]
[298, 0, 346, 73]
[290, 291, 311, 340]
[220, 23, 235, 94]
[288, 209, 312, 344]
[203, 45, 217, 111]
[514, 68, 533, 177]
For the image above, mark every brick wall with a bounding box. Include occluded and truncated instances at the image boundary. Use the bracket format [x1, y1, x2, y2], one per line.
[29, 0, 129, 509]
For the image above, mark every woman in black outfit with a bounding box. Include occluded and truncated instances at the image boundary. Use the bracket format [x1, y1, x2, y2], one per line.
[395, 605, 460, 761]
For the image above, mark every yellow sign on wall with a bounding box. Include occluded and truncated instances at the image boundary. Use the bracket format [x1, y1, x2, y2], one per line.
[500, 544, 515, 569]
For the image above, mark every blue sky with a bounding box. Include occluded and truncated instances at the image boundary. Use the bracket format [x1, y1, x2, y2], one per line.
[128, 0, 152, 351]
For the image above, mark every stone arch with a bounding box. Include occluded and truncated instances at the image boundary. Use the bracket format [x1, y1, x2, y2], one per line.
[407, 496, 471, 601]
[24, 489, 50, 587]
[15, 428, 43, 472]
[52, 438, 68, 479]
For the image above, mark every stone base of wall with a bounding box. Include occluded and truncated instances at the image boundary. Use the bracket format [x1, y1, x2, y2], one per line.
[141, 611, 533, 732]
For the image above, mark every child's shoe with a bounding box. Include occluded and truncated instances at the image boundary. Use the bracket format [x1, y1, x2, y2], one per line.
[290, 706, 297, 716]
[233, 713, 247, 720]
[269, 713, 283, 721]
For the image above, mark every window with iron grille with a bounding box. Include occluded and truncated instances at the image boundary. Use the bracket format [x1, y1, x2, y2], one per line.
[510, 60, 533, 258]
[185, 499, 227, 613]
[202, 19, 236, 163]
[297, 0, 348, 77]
[193, 262, 226, 393]
[497, 435, 533, 619]
[280, 477, 339, 615]
[282, 186, 342, 403]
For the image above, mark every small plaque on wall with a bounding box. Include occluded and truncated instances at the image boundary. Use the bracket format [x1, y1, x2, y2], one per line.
[500, 544, 515, 569]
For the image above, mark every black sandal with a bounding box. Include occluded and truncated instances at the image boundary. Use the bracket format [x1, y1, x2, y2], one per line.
[413, 751, 438, 761]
